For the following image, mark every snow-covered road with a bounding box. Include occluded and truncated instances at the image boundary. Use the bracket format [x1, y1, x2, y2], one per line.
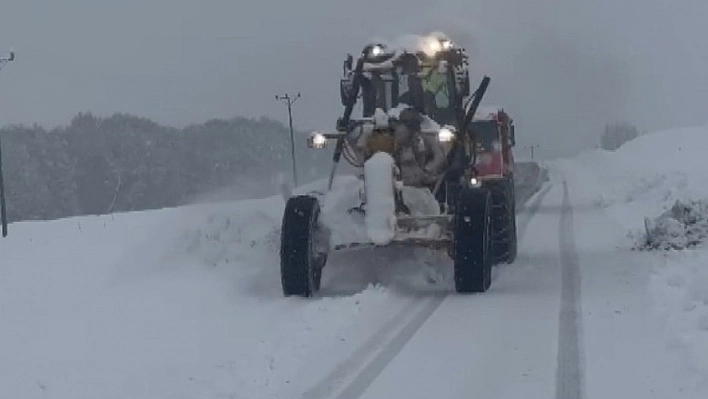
[2, 127, 708, 398]
[304, 170, 702, 399]
[322, 183, 563, 399]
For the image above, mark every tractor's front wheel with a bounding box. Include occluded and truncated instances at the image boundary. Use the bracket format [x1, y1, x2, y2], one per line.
[453, 187, 493, 293]
[280, 195, 328, 297]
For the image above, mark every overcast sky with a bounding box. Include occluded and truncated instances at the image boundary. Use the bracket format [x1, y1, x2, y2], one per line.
[1, 0, 707, 158]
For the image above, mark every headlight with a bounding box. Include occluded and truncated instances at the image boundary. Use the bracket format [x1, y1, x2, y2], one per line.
[370, 45, 385, 57]
[470, 177, 482, 187]
[423, 38, 443, 56]
[365, 44, 387, 59]
[438, 127, 455, 143]
[422, 37, 453, 56]
[308, 132, 327, 149]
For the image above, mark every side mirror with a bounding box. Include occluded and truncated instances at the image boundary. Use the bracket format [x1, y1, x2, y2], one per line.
[510, 124, 516, 146]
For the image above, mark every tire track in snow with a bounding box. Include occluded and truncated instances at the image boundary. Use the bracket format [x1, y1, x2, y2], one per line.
[304, 178, 551, 399]
[300, 296, 423, 399]
[491, 182, 552, 283]
[555, 180, 585, 399]
[517, 182, 552, 241]
[301, 295, 446, 399]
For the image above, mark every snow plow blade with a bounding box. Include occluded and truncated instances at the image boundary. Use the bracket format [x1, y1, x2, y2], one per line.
[333, 237, 452, 251]
[332, 215, 452, 250]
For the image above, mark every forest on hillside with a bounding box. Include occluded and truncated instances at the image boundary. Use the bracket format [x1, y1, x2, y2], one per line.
[0, 113, 329, 222]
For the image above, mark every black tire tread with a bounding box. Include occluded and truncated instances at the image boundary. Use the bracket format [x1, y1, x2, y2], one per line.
[280, 195, 322, 297]
[487, 179, 518, 264]
[454, 187, 492, 293]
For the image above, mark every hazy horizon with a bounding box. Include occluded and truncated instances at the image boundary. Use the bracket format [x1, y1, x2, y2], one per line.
[1, 0, 707, 158]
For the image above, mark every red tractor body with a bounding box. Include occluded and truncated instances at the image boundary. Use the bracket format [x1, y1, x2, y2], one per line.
[470, 108, 516, 182]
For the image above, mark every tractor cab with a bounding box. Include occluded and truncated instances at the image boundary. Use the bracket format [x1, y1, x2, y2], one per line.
[339, 35, 469, 127]
[396, 63, 457, 125]
[469, 108, 516, 179]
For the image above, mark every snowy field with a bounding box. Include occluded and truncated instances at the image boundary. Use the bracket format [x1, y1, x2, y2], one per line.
[2, 126, 708, 398]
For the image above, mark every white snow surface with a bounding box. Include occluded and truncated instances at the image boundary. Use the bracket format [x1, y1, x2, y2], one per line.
[2, 124, 708, 398]
[0, 185, 423, 399]
[555, 124, 708, 393]
[559, 125, 708, 229]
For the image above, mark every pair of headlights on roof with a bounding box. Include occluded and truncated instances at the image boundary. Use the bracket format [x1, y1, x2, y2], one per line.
[366, 38, 453, 59]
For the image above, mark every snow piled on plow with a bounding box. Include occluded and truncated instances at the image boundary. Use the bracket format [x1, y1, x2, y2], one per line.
[363, 153, 397, 245]
[319, 176, 370, 247]
[316, 175, 446, 248]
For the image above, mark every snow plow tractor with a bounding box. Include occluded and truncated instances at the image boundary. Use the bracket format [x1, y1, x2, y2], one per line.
[280, 33, 518, 297]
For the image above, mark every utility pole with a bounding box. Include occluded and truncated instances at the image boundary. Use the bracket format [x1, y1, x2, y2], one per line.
[526, 144, 539, 160]
[276, 92, 301, 187]
[0, 49, 14, 238]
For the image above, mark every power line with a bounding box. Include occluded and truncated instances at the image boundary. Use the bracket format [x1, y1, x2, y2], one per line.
[525, 144, 540, 160]
[0, 49, 15, 237]
[276, 92, 301, 187]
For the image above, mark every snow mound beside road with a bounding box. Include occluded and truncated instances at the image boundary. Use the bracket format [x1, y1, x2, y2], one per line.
[560, 123, 708, 388]
[569, 126, 708, 218]
[0, 181, 416, 399]
[640, 200, 708, 250]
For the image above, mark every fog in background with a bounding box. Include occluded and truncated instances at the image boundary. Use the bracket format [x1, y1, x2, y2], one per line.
[1, 0, 707, 159]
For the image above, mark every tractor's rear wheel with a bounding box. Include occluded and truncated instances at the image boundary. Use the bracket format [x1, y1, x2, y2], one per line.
[488, 179, 518, 264]
[280, 195, 328, 297]
[453, 187, 493, 293]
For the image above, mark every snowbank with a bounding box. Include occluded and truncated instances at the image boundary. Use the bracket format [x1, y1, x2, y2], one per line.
[641, 200, 708, 250]
[0, 178, 418, 399]
[559, 125, 708, 233]
[559, 124, 708, 388]
[650, 250, 708, 381]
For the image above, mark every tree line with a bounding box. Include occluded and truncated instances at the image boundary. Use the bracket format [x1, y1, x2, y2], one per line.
[600, 122, 640, 151]
[0, 112, 329, 223]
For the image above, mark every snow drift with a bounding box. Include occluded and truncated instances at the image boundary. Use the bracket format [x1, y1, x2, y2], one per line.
[0, 177, 422, 399]
[562, 125, 708, 229]
[641, 199, 708, 250]
[557, 123, 708, 388]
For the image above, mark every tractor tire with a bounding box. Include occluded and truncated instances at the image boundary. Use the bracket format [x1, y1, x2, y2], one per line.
[508, 194, 518, 263]
[488, 179, 518, 264]
[280, 195, 328, 297]
[453, 187, 493, 293]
